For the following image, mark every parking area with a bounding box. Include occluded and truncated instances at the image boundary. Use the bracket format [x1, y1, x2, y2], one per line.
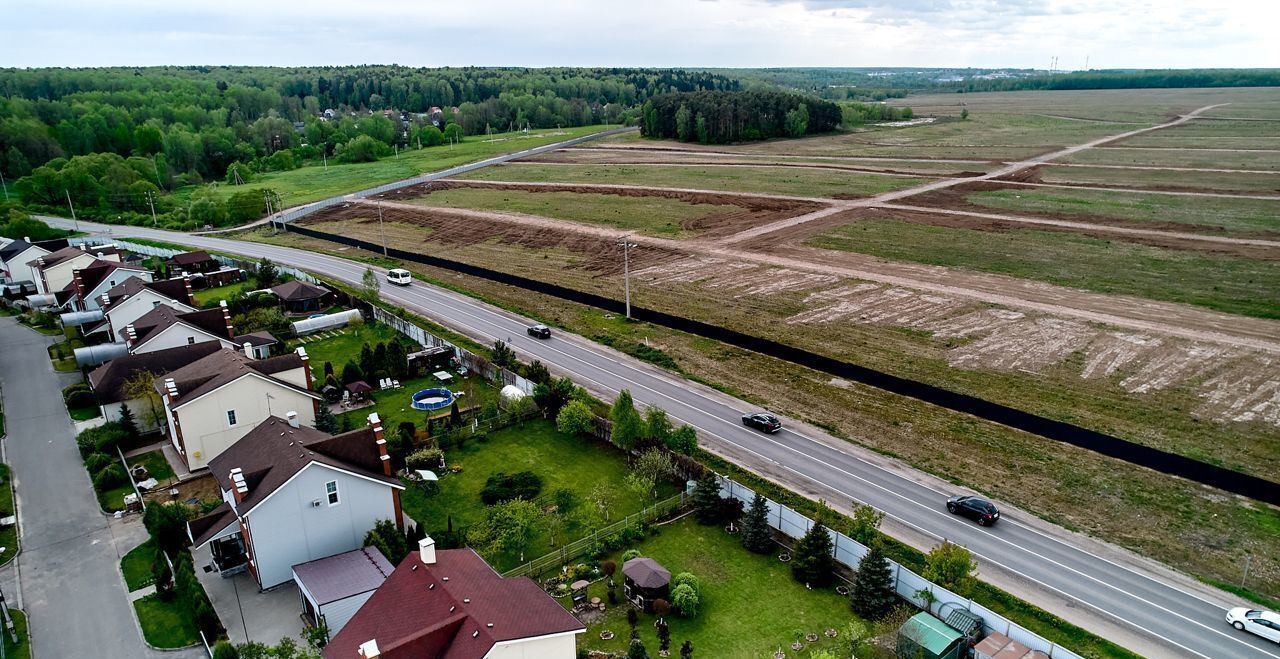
[192, 544, 304, 646]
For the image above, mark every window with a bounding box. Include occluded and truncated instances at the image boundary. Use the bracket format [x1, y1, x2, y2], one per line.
[226, 410, 237, 427]
[325, 481, 339, 506]
[187, 336, 196, 345]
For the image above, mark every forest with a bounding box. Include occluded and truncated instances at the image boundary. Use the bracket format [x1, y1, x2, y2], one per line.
[640, 91, 842, 144]
[943, 68, 1280, 93]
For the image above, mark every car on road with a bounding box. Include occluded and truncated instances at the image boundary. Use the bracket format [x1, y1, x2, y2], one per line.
[527, 324, 551, 339]
[741, 412, 782, 433]
[387, 268, 412, 286]
[1226, 607, 1280, 643]
[946, 495, 1000, 526]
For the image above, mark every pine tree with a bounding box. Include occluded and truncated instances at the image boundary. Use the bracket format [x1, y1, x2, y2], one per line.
[680, 640, 693, 659]
[117, 402, 139, 437]
[626, 638, 650, 659]
[610, 390, 643, 450]
[850, 541, 896, 619]
[315, 403, 337, 434]
[691, 472, 722, 525]
[791, 519, 836, 587]
[740, 493, 773, 553]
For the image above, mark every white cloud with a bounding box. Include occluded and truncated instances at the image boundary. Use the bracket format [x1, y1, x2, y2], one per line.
[0, 0, 1274, 69]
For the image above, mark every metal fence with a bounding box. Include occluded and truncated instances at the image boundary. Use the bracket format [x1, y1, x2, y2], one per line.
[718, 477, 1084, 659]
[72, 236, 322, 285]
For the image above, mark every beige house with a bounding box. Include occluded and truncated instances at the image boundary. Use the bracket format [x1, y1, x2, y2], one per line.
[91, 276, 197, 338]
[157, 346, 321, 471]
[27, 245, 121, 295]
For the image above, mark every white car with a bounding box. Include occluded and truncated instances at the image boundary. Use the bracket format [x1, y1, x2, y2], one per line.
[386, 268, 412, 286]
[1226, 607, 1280, 643]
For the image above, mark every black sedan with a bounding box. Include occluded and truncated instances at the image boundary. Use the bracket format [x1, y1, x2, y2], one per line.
[947, 495, 1000, 526]
[527, 324, 551, 339]
[742, 412, 782, 433]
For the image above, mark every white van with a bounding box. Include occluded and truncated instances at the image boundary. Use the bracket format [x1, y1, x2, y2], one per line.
[386, 268, 412, 286]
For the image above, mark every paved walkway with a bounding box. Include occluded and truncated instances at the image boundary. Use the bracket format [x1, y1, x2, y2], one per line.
[0, 317, 203, 658]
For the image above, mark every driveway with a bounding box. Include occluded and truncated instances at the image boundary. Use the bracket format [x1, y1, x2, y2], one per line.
[0, 317, 203, 658]
[193, 545, 304, 647]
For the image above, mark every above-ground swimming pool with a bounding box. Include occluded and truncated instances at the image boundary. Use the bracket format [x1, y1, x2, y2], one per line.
[411, 388, 455, 411]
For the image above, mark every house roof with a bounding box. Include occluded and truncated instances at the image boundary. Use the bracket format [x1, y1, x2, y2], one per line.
[188, 501, 239, 547]
[901, 612, 963, 654]
[203, 415, 400, 515]
[622, 557, 670, 589]
[28, 244, 120, 269]
[271, 280, 330, 302]
[231, 331, 278, 348]
[0, 239, 45, 264]
[155, 348, 313, 407]
[87, 341, 223, 404]
[66, 261, 149, 295]
[293, 546, 394, 606]
[121, 304, 229, 346]
[104, 275, 192, 308]
[324, 549, 584, 659]
[166, 250, 217, 266]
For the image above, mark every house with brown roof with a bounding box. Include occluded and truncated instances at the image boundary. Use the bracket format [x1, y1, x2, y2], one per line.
[122, 302, 237, 354]
[87, 341, 223, 432]
[156, 346, 321, 471]
[66, 261, 153, 311]
[271, 280, 334, 313]
[26, 244, 121, 295]
[0, 238, 67, 284]
[92, 276, 198, 337]
[165, 250, 220, 274]
[188, 412, 403, 589]
[324, 540, 584, 659]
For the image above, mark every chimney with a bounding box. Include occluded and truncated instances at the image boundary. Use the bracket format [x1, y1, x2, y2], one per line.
[358, 639, 380, 659]
[126, 324, 138, 348]
[243, 341, 254, 359]
[369, 412, 391, 476]
[286, 411, 299, 428]
[182, 274, 195, 306]
[100, 293, 110, 307]
[163, 377, 178, 402]
[23, 236, 30, 242]
[220, 300, 233, 338]
[229, 467, 248, 503]
[79, 244, 87, 251]
[296, 347, 313, 389]
[419, 536, 437, 565]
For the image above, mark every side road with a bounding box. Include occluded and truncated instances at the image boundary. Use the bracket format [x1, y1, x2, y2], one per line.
[0, 317, 203, 659]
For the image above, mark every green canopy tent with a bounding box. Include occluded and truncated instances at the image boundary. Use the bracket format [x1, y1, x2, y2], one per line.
[897, 611, 965, 659]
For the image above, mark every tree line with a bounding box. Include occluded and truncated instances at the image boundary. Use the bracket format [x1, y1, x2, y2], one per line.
[639, 90, 842, 144]
[945, 69, 1280, 93]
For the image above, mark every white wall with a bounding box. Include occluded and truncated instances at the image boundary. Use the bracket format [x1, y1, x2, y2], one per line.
[107, 290, 195, 337]
[174, 374, 316, 470]
[246, 463, 396, 589]
[3, 245, 47, 281]
[43, 252, 113, 294]
[83, 271, 153, 311]
[320, 592, 375, 639]
[484, 632, 580, 659]
[132, 324, 232, 354]
[101, 398, 166, 433]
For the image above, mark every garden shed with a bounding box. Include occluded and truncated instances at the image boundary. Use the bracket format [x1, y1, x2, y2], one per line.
[622, 557, 670, 613]
[897, 612, 964, 659]
[292, 546, 394, 642]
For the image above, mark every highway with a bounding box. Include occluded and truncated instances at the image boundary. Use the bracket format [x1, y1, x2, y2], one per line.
[43, 215, 1278, 659]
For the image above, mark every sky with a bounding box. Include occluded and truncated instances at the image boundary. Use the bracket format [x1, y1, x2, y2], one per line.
[3, 0, 1277, 70]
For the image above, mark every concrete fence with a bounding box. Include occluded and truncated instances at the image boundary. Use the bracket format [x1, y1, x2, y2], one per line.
[718, 476, 1084, 659]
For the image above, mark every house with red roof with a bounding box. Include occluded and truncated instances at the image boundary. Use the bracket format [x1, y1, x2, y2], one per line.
[324, 540, 584, 659]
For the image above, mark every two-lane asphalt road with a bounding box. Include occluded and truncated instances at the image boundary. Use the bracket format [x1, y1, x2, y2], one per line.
[42, 217, 1278, 659]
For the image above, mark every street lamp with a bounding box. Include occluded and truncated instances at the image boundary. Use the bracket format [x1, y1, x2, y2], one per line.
[616, 236, 637, 319]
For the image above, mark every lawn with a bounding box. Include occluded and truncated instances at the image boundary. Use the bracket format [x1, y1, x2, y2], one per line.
[288, 320, 400, 381]
[573, 517, 863, 658]
[406, 187, 740, 238]
[400, 418, 679, 572]
[808, 217, 1280, 319]
[966, 188, 1280, 237]
[133, 593, 200, 648]
[1038, 165, 1280, 194]
[469, 163, 927, 199]
[334, 370, 499, 436]
[130, 449, 176, 482]
[68, 405, 102, 421]
[1, 608, 29, 659]
[0, 464, 17, 566]
[121, 539, 157, 591]
[192, 279, 257, 307]
[167, 126, 611, 210]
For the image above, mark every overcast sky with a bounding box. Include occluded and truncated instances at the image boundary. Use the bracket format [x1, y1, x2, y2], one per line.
[3, 0, 1276, 70]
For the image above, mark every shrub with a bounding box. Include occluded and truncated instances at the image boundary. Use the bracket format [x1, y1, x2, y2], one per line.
[143, 502, 192, 555]
[405, 447, 444, 471]
[365, 518, 409, 563]
[671, 572, 700, 594]
[923, 540, 977, 596]
[671, 583, 700, 617]
[601, 560, 617, 577]
[622, 549, 642, 562]
[479, 471, 543, 505]
[83, 451, 114, 473]
[555, 400, 595, 437]
[92, 464, 127, 490]
[212, 640, 239, 659]
[154, 547, 174, 601]
[76, 423, 128, 457]
[64, 386, 97, 409]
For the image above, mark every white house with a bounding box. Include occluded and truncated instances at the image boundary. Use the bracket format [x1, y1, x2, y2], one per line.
[93, 276, 197, 338]
[324, 541, 585, 659]
[67, 261, 152, 311]
[292, 547, 393, 642]
[123, 302, 237, 354]
[188, 412, 404, 589]
[87, 341, 223, 432]
[26, 244, 121, 295]
[156, 346, 321, 471]
[0, 238, 56, 283]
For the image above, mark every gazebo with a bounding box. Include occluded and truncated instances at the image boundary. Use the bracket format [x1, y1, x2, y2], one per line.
[271, 280, 334, 313]
[345, 380, 373, 401]
[622, 557, 670, 612]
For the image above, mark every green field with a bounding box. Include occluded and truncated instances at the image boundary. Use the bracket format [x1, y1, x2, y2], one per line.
[1038, 165, 1280, 194]
[469, 163, 925, 198]
[1065, 147, 1280, 171]
[575, 517, 862, 658]
[809, 218, 1280, 319]
[407, 187, 740, 238]
[169, 126, 610, 210]
[400, 418, 678, 572]
[2, 609, 29, 659]
[967, 188, 1280, 236]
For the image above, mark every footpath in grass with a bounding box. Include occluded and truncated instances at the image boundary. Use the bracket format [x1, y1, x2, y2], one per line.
[134, 593, 201, 648]
[574, 517, 862, 658]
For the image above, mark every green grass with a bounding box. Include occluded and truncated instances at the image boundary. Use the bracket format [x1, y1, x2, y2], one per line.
[2, 608, 30, 659]
[169, 126, 611, 210]
[0, 464, 17, 566]
[968, 188, 1280, 236]
[192, 280, 257, 307]
[407, 187, 740, 238]
[1065, 146, 1280, 171]
[68, 406, 101, 421]
[400, 418, 678, 572]
[809, 217, 1280, 319]
[129, 449, 176, 481]
[289, 320, 399, 381]
[121, 539, 157, 591]
[335, 370, 500, 436]
[1039, 165, 1280, 194]
[576, 517, 862, 658]
[470, 163, 927, 198]
[133, 593, 200, 648]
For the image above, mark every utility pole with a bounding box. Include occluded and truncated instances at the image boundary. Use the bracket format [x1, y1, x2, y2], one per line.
[321, 146, 328, 171]
[263, 190, 274, 218]
[65, 189, 79, 232]
[0, 170, 9, 201]
[1241, 554, 1253, 588]
[377, 201, 388, 256]
[146, 190, 158, 226]
[616, 236, 637, 319]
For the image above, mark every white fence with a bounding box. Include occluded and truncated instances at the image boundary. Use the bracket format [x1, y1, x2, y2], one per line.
[718, 476, 1085, 659]
[370, 305, 535, 395]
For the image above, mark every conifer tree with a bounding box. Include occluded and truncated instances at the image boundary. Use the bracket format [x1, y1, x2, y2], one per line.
[691, 472, 722, 525]
[740, 493, 773, 553]
[791, 518, 836, 587]
[850, 540, 897, 619]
